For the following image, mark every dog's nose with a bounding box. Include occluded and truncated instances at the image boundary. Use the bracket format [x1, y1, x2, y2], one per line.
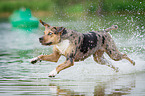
[39, 37, 43, 42]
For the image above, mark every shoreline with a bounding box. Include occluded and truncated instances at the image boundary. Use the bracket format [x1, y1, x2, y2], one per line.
[0, 11, 144, 20]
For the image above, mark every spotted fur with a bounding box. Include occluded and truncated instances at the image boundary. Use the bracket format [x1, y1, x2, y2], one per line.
[31, 20, 135, 77]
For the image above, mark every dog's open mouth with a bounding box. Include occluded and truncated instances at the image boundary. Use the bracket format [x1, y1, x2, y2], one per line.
[44, 42, 52, 45]
[40, 41, 53, 46]
[40, 42, 52, 45]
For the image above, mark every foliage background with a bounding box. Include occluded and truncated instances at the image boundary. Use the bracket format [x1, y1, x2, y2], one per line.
[0, 0, 144, 18]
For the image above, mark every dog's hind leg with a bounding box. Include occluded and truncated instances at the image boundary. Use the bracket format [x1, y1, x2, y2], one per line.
[122, 54, 135, 65]
[105, 43, 135, 65]
[93, 50, 106, 64]
[93, 50, 119, 72]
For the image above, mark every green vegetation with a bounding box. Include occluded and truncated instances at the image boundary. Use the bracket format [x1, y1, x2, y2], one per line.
[0, 0, 55, 12]
[0, 0, 144, 18]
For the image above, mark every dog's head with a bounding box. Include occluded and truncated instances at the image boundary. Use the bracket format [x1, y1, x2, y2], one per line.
[39, 20, 65, 46]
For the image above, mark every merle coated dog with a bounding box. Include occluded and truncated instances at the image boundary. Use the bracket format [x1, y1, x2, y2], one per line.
[31, 20, 135, 77]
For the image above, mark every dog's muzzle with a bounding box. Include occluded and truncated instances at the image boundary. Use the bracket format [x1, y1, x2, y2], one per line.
[39, 36, 52, 45]
[39, 37, 43, 43]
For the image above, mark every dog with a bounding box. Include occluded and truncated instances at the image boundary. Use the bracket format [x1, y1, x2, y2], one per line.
[31, 20, 135, 77]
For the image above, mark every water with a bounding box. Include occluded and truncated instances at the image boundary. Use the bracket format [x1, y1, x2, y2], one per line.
[0, 16, 145, 96]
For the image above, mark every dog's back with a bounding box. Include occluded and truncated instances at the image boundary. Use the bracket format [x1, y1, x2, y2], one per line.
[61, 25, 118, 61]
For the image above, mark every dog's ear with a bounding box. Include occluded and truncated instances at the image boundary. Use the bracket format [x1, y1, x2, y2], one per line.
[39, 19, 50, 27]
[57, 27, 65, 34]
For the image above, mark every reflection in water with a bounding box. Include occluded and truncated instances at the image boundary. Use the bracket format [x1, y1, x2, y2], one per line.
[48, 74, 136, 96]
[49, 84, 85, 96]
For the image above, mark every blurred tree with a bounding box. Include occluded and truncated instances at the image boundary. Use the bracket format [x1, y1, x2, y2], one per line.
[0, 0, 144, 18]
[96, 0, 104, 16]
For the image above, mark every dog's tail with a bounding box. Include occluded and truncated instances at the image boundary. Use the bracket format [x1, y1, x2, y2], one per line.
[105, 25, 118, 32]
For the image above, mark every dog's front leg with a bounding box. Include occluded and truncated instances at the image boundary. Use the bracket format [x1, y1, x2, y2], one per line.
[49, 58, 74, 77]
[31, 53, 61, 64]
[31, 46, 61, 64]
[31, 51, 61, 64]
[31, 56, 41, 64]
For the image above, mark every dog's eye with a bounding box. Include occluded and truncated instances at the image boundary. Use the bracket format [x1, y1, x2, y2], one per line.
[48, 32, 53, 35]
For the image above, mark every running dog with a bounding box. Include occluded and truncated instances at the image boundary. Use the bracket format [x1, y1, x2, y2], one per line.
[31, 20, 135, 77]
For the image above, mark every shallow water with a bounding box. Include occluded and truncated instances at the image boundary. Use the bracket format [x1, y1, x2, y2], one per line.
[0, 16, 145, 96]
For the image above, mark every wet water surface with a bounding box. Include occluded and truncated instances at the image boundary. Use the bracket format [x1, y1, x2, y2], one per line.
[0, 16, 145, 96]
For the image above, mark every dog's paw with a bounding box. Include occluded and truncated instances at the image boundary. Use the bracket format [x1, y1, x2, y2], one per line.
[49, 69, 58, 77]
[30, 57, 40, 64]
